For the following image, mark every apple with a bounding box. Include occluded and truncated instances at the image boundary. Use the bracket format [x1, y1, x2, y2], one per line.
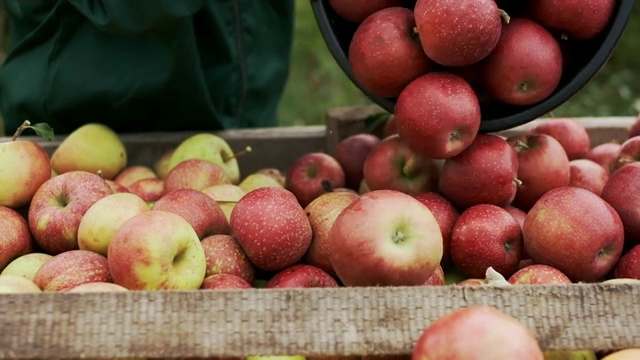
[0, 275, 42, 293]
[201, 184, 246, 223]
[327, 0, 404, 24]
[303, 191, 359, 276]
[584, 142, 621, 175]
[0, 253, 52, 281]
[0, 206, 34, 271]
[77, 192, 151, 256]
[105, 180, 130, 194]
[601, 163, 640, 246]
[50, 123, 127, 180]
[504, 205, 527, 230]
[349, 7, 433, 98]
[114, 165, 158, 188]
[256, 168, 286, 187]
[200, 234, 255, 285]
[239, 173, 284, 194]
[412, 305, 544, 359]
[507, 133, 571, 211]
[383, 115, 398, 138]
[450, 204, 523, 279]
[542, 350, 597, 360]
[201, 273, 253, 290]
[33, 250, 112, 291]
[629, 114, 640, 138]
[127, 177, 165, 202]
[528, 0, 616, 41]
[613, 245, 640, 280]
[529, 118, 591, 160]
[412, 192, 459, 269]
[455, 278, 487, 286]
[610, 136, 640, 174]
[328, 189, 443, 286]
[284, 152, 346, 207]
[153, 189, 230, 239]
[481, 18, 563, 106]
[163, 158, 233, 195]
[28, 170, 113, 255]
[424, 264, 445, 286]
[523, 186, 624, 282]
[569, 159, 609, 196]
[601, 349, 640, 360]
[395, 72, 481, 159]
[508, 264, 572, 285]
[414, 0, 504, 67]
[362, 135, 439, 194]
[266, 264, 339, 289]
[67, 282, 129, 292]
[333, 133, 381, 190]
[439, 134, 519, 209]
[230, 187, 313, 272]
[154, 147, 175, 180]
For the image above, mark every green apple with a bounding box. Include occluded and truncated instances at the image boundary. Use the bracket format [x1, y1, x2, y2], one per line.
[202, 184, 246, 223]
[543, 350, 597, 360]
[239, 173, 284, 193]
[154, 147, 175, 180]
[1, 253, 52, 281]
[0, 275, 42, 293]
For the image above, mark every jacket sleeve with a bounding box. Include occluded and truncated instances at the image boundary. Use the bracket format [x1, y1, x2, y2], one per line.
[66, 0, 206, 34]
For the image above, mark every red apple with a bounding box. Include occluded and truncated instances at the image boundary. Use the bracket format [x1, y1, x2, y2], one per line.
[327, 0, 404, 24]
[201, 273, 253, 290]
[200, 234, 255, 285]
[611, 136, 640, 174]
[304, 191, 359, 276]
[28, 170, 113, 255]
[230, 187, 313, 272]
[455, 278, 487, 286]
[424, 264, 445, 286]
[153, 189, 230, 239]
[128, 177, 165, 202]
[67, 282, 129, 292]
[438, 134, 519, 209]
[105, 180, 130, 194]
[333, 133, 381, 190]
[114, 165, 158, 188]
[395, 72, 481, 160]
[349, 7, 433, 98]
[163, 159, 233, 195]
[629, 114, 640, 138]
[0, 206, 34, 271]
[529, 118, 591, 160]
[508, 264, 572, 285]
[412, 192, 459, 269]
[383, 115, 398, 138]
[362, 135, 439, 194]
[33, 250, 112, 292]
[328, 189, 443, 286]
[569, 159, 609, 196]
[612, 245, 640, 280]
[584, 142, 621, 175]
[601, 163, 640, 246]
[523, 187, 624, 282]
[507, 133, 571, 211]
[450, 204, 523, 279]
[412, 305, 544, 359]
[504, 205, 527, 230]
[528, 0, 616, 41]
[285, 152, 346, 208]
[482, 18, 563, 106]
[266, 264, 339, 289]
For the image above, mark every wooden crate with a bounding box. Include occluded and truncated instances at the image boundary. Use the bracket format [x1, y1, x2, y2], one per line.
[1, 108, 639, 359]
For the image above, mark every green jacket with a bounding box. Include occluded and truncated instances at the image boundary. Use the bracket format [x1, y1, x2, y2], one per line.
[0, 0, 294, 135]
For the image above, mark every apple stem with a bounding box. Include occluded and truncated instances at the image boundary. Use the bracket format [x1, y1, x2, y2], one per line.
[402, 157, 423, 177]
[498, 9, 511, 24]
[449, 131, 460, 142]
[216, 200, 239, 204]
[512, 140, 530, 152]
[96, 169, 103, 178]
[321, 179, 334, 192]
[223, 146, 253, 163]
[11, 120, 31, 141]
[512, 178, 523, 187]
[560, 33, 569, 41]
[618, 157, 636, 164]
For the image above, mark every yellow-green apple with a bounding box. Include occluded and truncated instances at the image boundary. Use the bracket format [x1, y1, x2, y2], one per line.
[200, 234, 255, 284]
[303, 191, 359, 276]
[412, 305, 544, 359]
[508, 264, 572, 285]
[439, 134, 519, 209]
[108, 210, 207, 290]
[153, 189, 230, 239]
[528, 0, 615, 41]
[154, 147, 175, 180]
[348, 7, 433, 98]
[569, 159, 609, 196]
[230, 187, 313, 272]
[333, 133, 381, 190]
[163, 159, 232, 195]
[424, 264, 445, 286]
[0, 206, 34, 271]
[601, 163, 640, 245]
[450, 204, 523, 279]
[256, 168, 286, 186]
[601, 348, 640, 360]
[328, 189, 443, 286]
[584, 142, 621, 175]
[529, 118, 591, 160]
[33, 250, 111, 291]
[167, 133, 242, 184]
[542, 350, 597, 360]
[266, 264, 339, 289]
[105, 180, 130, 194]
[395, 72, 481, 159]
[0, 253, 52, 281]
[602, 278, 640, 285]
[201, 184, 246, 223]
[327, 0, 404, 24]
[28, 170, 113, 255]
[611, 136, 640, 174]
[0, 275, 42, 293]
[0, 134, 51, 208]
[50, 123, 127, 180]
[77, 192, 151, 256]
[239, 173, 284, 193]
[362, 135, 439, 194]
[507, 133, 570, 211]
[613, 245, 640, 280]
[114, 165, 158, 188]
[128, 177, 165, 202]
[481, 18, 562, 106]
[200, 273, 253, 290]
[358, 178, 370, 194]
[412, 192, 459, 269]
[284, 152, 346, 207]
[67, 282, 129, 292]
[524, 187, 624, 282]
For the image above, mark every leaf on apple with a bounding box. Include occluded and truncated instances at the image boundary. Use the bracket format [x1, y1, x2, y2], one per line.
[11, 120, 55, 141]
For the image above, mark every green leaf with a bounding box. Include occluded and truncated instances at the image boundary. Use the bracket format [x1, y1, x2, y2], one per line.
[25, 123, 55, 141]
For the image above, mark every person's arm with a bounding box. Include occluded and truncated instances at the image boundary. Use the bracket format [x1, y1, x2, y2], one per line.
[67, 0, 206, 34]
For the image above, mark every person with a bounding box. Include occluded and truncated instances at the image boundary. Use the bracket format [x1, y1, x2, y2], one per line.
[0, 0, 295, 135]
